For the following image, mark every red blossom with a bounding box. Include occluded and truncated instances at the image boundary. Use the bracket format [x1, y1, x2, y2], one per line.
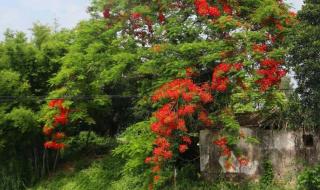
[162, 150, 173, 159]
[215, 63, 232, 74]
[198, 111, 213, 126]
[44, 98, 69, 151]
[153, 147, 163, 156]
[182, 92, 193, 102]
[154, 175, 160, 182]
[222, 147, 231, 157]
[158, 12, 165, 23]
[44, 141, 65, 150]
[181, 136, 192, 145]
[213, 77, 229, 92]
[199, 91, 213, 104]
[131, 12, 141, 20]
[54, 112, 68, 126]
[213, 137, 228, 147]
[152, 165, 161, 173]
[177, 119, 188, 131]
[233, 63, 243, 71]
[194, 0, 209, 16]
[152, 79, 212, 102]
[223, 4, 232, 15]
[163, 113, 177, 125]
[178, 104, 197, 116]
[151, 122, 161, 133]
[253, 44, 268, 53]
[256, 59, 286, 91]
[208, 6, 220, 17]
[179, 144, 188, 153]
[48, 99, 64, 108]
[103, 8, 110, 18]
[54, 132, 65, 140]
[260, 59, 282, 67]
[276, 23, 284, 31]
[154, 137, 170, 149]
[211, 63, 233, 92]
[238, 156, 249, 166]
[145, 157, 152, 164]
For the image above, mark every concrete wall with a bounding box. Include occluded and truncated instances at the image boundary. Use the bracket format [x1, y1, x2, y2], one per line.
[199, 128, 320, 183]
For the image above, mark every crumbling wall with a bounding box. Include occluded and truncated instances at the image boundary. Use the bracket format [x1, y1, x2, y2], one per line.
[199, 128, 320, 182]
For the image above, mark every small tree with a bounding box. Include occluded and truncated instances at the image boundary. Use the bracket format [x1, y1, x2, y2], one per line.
[289, 0, 320, 126]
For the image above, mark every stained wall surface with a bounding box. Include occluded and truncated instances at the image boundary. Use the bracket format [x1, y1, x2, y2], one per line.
[199, 128, 320, 182]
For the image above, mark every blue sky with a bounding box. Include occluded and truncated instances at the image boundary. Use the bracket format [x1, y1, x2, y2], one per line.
[0, 0, 303, 40]
[0, 0, 90, 40]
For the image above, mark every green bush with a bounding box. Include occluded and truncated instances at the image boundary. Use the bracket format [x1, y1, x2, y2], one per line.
[298, 164, 320, 190]
[260, 159, 274, 189]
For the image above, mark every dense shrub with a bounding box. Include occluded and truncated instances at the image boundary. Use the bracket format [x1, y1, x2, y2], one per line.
[297, 164, 320, 190]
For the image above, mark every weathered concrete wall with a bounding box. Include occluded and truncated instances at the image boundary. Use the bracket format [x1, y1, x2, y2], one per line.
[200, 128, 320, 182]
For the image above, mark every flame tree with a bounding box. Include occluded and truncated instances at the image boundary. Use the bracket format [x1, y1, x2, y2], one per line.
[48, 0, 296, 188]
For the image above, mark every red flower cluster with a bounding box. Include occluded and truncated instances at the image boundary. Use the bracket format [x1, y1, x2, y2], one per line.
[179, 144, 188, 153]
[43, 99, 70, 150]
[198, 111, 213, 127]
[253, 44, 268, 53]
[103, 8, 110, 18]
[54, 132, 66, 140]
[144, 137, 172, 184]
[44, 141, 65, 150]
[208, 6, 220, 17]
[194, 0, 233, 17]
[262, 17, 284, 32]
[256, 59, 286, 91]
[222, 4, 232, 15]
[158, 12, 165, 24]
[276, 21, 284, 31]
[213, 137, 231, 157]
[194, 0, 220, 17]
[49, 99, 69, 126]
[147, 78, 213, 185]
[131, 12, 142, 20]
[151, 79, 212, 103]
[211, 63, 243, 92]
[153, 137, 173, 159]
[237, 156, 249, 167]
[178, 104, 197, 116]
[181, 136, 192, 145]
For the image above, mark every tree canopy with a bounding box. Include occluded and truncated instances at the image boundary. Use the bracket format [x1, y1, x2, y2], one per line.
[289, 0, 320, 126]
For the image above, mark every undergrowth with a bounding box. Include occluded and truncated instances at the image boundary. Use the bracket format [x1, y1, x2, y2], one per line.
[30, 125, 293, 190]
